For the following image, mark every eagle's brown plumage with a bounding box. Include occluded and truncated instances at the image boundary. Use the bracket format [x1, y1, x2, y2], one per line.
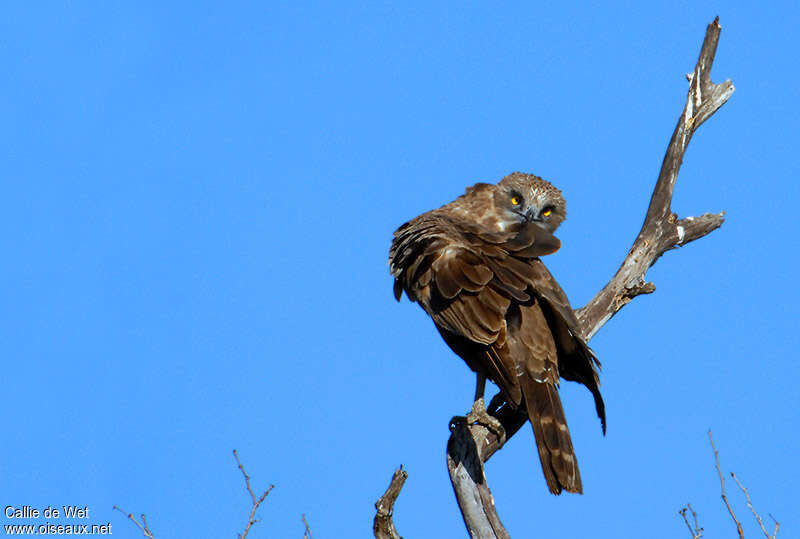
[389, 172, 605, 495]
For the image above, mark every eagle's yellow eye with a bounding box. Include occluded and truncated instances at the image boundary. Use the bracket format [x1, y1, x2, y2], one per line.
[542, 208, 552, 217]
[511, 196, 520, 206]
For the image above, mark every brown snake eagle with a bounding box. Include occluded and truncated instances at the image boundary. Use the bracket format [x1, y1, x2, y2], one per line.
[389, 172, 605, 494]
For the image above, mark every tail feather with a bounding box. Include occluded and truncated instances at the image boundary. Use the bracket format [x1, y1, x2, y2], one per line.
[520, 376, 582, 495]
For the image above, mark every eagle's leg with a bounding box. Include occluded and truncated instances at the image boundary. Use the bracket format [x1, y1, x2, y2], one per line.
[450, 374, 506, 443]
[486, 391, 505, 415]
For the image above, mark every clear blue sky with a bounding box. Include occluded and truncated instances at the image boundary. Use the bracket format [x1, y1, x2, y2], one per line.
[2, 2, 798, 538]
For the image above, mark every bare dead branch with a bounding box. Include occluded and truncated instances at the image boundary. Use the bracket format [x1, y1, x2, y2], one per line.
[679, 504, 703, 539]
[709, 431, 744, 539]
[112, 506, 155, 539]
[373, 466, 408, 539]
[576, 16, 731, 340]
[731, 472, 779, 539]
[233, 449, 274, 539]
[447, 421, 511, 539]
[446, 18, 733, 538]
[302, 514, 313, 539]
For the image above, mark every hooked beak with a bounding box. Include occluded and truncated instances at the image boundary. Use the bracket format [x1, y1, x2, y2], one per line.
[525, 207, 542, 222]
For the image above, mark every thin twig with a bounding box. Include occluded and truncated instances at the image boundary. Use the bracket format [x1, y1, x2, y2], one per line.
[709, 431, 744, 539]
[234, 449, 274, 539]
[679, 504, 703, 539]
[302, 514, 313, 539]
[731, 472, 779, 539]
[768, 514, 781, 539]
[112, 506, 155, 539]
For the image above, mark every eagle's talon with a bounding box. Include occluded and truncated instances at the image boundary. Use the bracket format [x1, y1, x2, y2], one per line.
[465, 398, 506, 443]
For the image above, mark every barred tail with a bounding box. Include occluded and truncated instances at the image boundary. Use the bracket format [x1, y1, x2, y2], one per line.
[520, 376, 582, 494]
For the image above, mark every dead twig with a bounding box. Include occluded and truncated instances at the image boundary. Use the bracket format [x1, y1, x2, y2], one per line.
[679, 504, 703, 539]
[373, 466, 408, 539]
[678, 503, 703, 539]
[731, 472, 780, 539]
[709, 431, 744, 539]
[112, 506, 155, 539]
[302, 514, 313, 539]
[234, 449, 274, 539]
[769, 514, 781, 539]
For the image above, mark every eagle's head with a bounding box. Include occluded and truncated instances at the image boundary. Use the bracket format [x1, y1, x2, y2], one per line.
[495, 172, 567, 234]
